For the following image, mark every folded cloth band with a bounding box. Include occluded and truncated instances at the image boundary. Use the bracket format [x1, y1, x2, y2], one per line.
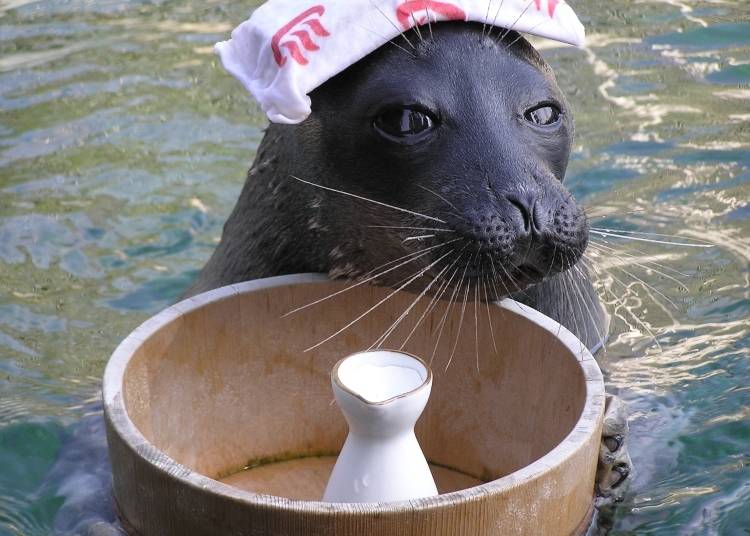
[215, 0, 585, 124]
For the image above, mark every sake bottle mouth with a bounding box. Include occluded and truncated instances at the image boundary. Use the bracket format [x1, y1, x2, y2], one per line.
[333, 350, 431, 405]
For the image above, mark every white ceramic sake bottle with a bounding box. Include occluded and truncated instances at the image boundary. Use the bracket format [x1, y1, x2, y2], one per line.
[323, 350, 438, 503]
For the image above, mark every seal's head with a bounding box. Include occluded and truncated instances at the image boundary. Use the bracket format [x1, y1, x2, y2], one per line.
[293, 23, 585, 294]
[200, 22, 589, 299]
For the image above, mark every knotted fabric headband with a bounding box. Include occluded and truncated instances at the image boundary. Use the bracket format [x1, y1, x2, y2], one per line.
[215, 0, 585, 124]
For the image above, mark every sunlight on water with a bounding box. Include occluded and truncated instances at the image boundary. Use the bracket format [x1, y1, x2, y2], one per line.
[1, 0, 748, 534]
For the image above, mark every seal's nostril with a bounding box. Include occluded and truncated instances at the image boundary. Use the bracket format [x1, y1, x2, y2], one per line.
[507, 194, 537, 235]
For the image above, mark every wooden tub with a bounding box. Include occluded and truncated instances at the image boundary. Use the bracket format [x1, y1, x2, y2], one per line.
[103, 274, 605, 535]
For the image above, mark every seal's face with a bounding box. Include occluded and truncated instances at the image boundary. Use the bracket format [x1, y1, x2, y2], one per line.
[304, 22, 588, 297]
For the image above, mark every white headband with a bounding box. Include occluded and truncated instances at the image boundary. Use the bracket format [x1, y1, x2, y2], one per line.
[215, 0, 585, 124]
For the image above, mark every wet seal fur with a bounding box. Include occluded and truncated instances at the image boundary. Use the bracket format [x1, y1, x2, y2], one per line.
[49, 23, 630, 535]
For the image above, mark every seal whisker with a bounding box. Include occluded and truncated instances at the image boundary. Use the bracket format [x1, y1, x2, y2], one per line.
[587, 242, 679, 308]
[588, 240, 690, 287]
[568, 263, 607, 351]
[566, 255, 598, 349]
[367, 0, 417, 50]
[487, 253, 521, 305]
[290, 175, 446, 223]
[568, 269, 596, 358]
[410, 11, 424, 43]
[498, 259, 526, 295]
[424, 262, 464, 345]
[372, 253, 458, 347]
[403, 234, 436, 242]
[586, 208, 648, 219]
[496, 0, 535, 45]
[379, 237, 462, 290]
[431, 249, 469, 322]
[545, 243, 558, 279]
[417, 184, 469, 224]
[485, 0, 507, 39]
[284, 238, 460, 317]
[591, 263, 665, 352]
[481, 275, 500, 357]
[574, 262, 611, 343]
[492, 254, 529, 298]
[588, 268, 678, 329]
[361, 239, 458, 277]
[558, 256, 582, 342]
[560, 258, 589, 355]
[430, 253, 468, 364]
[579, 256, 612, 337]
[590, 227, 714, 246]
[587, 242, 699, 285]
[370, 255, 454, 349]
[445, 270, 472, 372]
[485, 254, 503, 300]
[368, 225, 454, 232]
[505, 20, 545, 49]
[584, 254, 671, 342]
[491, 267, 510, 303]
[355, 22, 416, 59]
[482, 0, 493, 37]
[474, 283, 480, 373]
[597, 258, 680, 329]
[304, 248, 455, 352]
[399, 254, 464, 350]
[589, 229, 713, 248]
[425, 0, 434, 40]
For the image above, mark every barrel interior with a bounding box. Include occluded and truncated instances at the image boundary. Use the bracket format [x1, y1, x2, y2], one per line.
[121, 280, 588, 499]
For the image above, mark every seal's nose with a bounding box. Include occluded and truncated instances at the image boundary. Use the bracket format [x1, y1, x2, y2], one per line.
[506, 193, 545, 236]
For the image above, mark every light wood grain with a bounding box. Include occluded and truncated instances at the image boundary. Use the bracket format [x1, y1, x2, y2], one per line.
[103, 274, 605, 536]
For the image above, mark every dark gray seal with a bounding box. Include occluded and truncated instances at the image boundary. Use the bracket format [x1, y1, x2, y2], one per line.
[48, 22, 629, 536]
[190, 22, 604, 349]
[188, 20, 631, 504]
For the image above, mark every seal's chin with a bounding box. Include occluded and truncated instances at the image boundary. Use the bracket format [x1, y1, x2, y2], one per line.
[513, 264, 547, 283]
[458, 261, 549, 299]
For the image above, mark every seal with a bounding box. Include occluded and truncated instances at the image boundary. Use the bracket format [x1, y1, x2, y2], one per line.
[190, 22, 605, 349]
[189, 20, 631, 506]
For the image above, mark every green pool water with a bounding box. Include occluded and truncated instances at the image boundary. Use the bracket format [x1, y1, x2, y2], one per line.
[1, 0, 748, 534]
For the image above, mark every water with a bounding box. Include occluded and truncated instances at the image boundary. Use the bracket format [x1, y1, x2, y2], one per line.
[0, 0, 748, 533]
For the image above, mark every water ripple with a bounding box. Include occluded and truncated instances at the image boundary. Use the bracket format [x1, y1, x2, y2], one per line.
[0, 0, 748, 534]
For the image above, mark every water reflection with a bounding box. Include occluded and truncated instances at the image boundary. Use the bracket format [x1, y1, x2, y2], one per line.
[0, 0, 748, 534]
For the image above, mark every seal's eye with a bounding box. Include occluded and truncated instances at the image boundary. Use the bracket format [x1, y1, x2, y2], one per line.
[374, 107, 436, 140]
[524, 104, 561, 126]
